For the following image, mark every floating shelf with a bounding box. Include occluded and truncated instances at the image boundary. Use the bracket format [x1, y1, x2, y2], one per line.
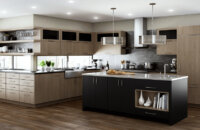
[0, 40, 41, 44]
[0, 53, 34, 56]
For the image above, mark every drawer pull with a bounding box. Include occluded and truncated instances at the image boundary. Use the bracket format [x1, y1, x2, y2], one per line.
[145, 86, 156, 89]
[145, 112, 157, 116]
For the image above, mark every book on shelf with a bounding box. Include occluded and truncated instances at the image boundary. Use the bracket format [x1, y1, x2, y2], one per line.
[155, 93, 168, 111]
[156, 92, 160, 109]
[153, 96, 157, 108]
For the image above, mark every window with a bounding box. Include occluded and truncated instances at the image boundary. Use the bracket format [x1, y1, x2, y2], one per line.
[0, 56, 12, 69]
[14, 56, 31, 70]
[37, 56, 67, 70]
[68, 56, 92, 68]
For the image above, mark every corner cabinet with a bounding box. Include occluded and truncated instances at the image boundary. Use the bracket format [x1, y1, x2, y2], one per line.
[83, 76, 188, 125]
[156, 28, 177, 55]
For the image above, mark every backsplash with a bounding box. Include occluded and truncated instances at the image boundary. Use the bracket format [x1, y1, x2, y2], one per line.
[93, 31, 176, 72]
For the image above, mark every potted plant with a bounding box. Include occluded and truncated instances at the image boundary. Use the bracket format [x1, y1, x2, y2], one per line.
[51, 62, 55, 71]
[40, 61, 46, 71]
[46, 61, 51, 72]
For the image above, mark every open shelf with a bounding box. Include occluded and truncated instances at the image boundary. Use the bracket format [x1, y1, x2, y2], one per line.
[0, 40, 41, 44]
[135, 89, 169, 112]
[0, 53, 34, 56]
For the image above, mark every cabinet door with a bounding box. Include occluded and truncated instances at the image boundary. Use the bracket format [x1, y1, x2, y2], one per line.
[43, 40, 61, 55]
[108, 78, 132, 113]
[83, 76, 95, 108]
[95, 77, 108, 110]
[61, 41, 74, 55]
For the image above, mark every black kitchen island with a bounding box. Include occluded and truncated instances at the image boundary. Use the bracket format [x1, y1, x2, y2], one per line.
[82, 72, 188, 125]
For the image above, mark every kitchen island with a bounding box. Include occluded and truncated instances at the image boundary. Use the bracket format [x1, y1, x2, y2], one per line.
[82, 72, 188, 125]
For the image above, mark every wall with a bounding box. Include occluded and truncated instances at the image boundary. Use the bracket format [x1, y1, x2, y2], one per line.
[93, 20, 134, 32]
[33, 15, 93, 32]
[147, 14, 200, 30]
[0, 15, 34, 30]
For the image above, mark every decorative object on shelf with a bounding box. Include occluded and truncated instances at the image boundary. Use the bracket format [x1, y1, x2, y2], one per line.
[40, 61, 46, 71]
[2, 46, 8, 53]
[139, 3, 166, 45]
[139, 90, 145, 106]
[3, 33, 9, 41]
[51, 62, 55, 71]
[46, 61, 51, 72]
[144, 97, 152, 107]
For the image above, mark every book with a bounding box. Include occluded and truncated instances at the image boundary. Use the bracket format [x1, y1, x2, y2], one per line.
[159, 97, 162, 109]
[153, 96, 157, 108]
[157, 93, 160, 109]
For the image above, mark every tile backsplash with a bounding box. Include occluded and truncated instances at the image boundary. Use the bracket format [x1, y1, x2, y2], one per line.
[93, 31, 176, 72]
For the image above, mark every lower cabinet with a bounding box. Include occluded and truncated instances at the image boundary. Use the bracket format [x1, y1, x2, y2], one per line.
[108, 78, 132, 113]
[6, 90, 20, 102]
[83, 76, 188, 125]
[83, 76, 107, 110]
[0, 88, 5, 99]
[20, 92, 35, 104]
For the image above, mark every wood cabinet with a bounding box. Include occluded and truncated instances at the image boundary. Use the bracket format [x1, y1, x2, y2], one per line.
[93, 31, 126, 55]
[177, 25, 200, 104]
[156, 28, 177, 55]
[83, 76, 107, 110]
[42, 39, 61, 55]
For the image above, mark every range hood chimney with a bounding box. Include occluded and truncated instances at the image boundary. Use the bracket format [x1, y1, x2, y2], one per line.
[134, 18, 147, 47]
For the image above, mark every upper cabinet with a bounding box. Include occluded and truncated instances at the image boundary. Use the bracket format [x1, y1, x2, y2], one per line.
[41, 29, 61, 55]
[61, 31, 94, 56]
[79, 33, 92, 42]
[156, 28, 177, 55]
[93, 31, 127, 55]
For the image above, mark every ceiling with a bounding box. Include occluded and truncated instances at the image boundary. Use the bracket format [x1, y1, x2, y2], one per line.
[0, 0, 200, 22]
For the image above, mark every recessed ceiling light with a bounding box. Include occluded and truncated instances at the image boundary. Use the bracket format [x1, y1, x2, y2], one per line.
[93, 16, 99, 20]
[31, 6, 37, 9]
[66, 12, 72, 15]
[128, 13, 133, 16]
[168, 9, 175, 12]
[68, 0, 75, 4]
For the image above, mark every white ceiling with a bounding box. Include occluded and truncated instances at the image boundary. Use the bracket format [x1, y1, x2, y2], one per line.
[0, 0, 200, 22]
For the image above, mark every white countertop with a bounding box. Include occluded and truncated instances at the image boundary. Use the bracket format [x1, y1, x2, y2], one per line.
[82, 72, 188, 81]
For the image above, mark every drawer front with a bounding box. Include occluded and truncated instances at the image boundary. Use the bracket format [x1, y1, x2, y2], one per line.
[6, 84, 20, 91]
[135, 109, 169, 120]
[20, 92, 34, 104]
[20, 80, 34, 87]
[6, 78, 19, 85]
[20, 86, 34, 93]
[6, 73, 19, 79]
[0, 72, 5, 78]
[0, 78, 6, 83]
[6, 90, 19, 101]
[0, 83, 5, 89]
[20, 74, 34, 81]
[135, 79, 171, 92]
[0, 88, 5, 99]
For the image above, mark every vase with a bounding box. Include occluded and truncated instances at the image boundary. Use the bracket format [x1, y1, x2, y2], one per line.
[46, 67, 51, 72]
[144, 97, 152, 107]
[139, 90, 145, 106]
[41, 67, 45, 72]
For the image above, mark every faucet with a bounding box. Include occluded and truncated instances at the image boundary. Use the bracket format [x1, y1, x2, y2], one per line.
[164, 64, 169, 76]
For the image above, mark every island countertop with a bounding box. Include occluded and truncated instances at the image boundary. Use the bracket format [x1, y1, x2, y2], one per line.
[82, 72, 188, 81]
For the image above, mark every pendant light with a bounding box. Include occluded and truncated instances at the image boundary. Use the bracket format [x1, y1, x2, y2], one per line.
[139, 3, 166, 45]
[101, 8, 124, 46]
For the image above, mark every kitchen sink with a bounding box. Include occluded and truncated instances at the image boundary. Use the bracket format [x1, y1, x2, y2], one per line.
[65, 70, 83, 78]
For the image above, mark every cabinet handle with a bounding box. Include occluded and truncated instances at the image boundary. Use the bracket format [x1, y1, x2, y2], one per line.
[117, 80, 120, 86]
[93, 78, 95, 84]
[145, 86, 156, 89]
[145, 112, 156, 116]
[121, 80, 123, 86]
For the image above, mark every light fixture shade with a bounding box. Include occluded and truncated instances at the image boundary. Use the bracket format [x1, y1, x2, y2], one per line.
[139, 35, 166, 45]
[101, 37, 124, 46]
